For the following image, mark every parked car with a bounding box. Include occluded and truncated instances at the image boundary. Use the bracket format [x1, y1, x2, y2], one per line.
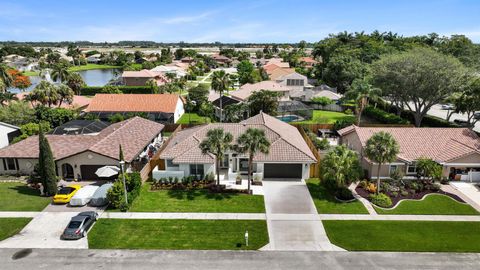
[441, 104, 455, 110]
[89, 183, 113, 207]
[53, 184, 82, 204]
[69, 185, 99, 206]
[61, 211, 98, 240]
[453, 119, 471, 127]
[473, 112, 480, 119]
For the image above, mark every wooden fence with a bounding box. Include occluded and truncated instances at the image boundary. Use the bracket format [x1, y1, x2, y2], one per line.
[296, 125, 321, 178]
[139, 124, 183, 182]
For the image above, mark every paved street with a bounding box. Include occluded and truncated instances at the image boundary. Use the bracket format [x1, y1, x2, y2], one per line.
[262, 181, 342, 251]
[1, 248, 480, 270]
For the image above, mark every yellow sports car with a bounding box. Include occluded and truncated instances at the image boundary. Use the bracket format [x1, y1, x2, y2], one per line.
[53, 184, 82, 204]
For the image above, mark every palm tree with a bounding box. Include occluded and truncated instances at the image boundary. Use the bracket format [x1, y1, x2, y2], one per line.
[211, 70, 231, 122]
[321, 145, 361, 188]
[55, 84, 74, 107]
[364, 132, 399, 194]
[346, 78, 381, 126]
[50, 63, 69, 83]
[235, 128, 270, 194]
[31, 81, 59, 107]
[0, 64, 13, 92]
[65, 72, 85, 95]
[0, 92, 18, 106]
[145, 78, 159, 94]
[199, 128, 233, 186]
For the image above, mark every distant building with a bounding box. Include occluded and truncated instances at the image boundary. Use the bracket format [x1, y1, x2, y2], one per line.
[0, 122, 20, 149]
[122, 69, 169, 86]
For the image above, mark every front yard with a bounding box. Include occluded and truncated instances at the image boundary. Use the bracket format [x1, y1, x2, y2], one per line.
[0, 182, 50, 211]
[374, 194, 480, 215]
[296, 110, 354, 124]
[323, 220, 480, 252]
[306, 179, 368, 214]
[88, 219, 268, 250]
[128, 183, 265, 213]
[0, 218, 32, 241]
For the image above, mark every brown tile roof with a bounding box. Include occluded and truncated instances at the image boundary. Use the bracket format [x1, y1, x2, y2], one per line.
[122, 69, 165, 78]
[338, 125, 480, 163]
[160, 113, 317, 164]
[268, 67, 296, 80]
[15, 93, 91, 110]
[230, 81, 291, 101]
[85, 94, 181, 113]
[0, 117, 164, 163]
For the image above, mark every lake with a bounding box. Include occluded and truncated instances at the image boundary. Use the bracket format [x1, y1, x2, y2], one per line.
[10, 68, 121, 93]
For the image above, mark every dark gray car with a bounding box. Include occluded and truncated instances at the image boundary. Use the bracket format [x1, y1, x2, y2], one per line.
[61, 211, 98, 240]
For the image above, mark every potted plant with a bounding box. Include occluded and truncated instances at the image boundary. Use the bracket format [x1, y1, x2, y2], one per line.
[235, 173, 242, 185]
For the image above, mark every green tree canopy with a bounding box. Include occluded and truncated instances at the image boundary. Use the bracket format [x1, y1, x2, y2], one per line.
[199, 128, 233, 185]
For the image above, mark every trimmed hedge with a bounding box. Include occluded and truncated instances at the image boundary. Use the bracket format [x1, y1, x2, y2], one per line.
[364, 106, 409, 125]
[81, 86, 155, 95]
[400, 111, 459, 127]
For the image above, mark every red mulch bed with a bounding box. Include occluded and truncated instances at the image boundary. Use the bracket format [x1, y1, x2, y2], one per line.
[355, 187, 466, 209]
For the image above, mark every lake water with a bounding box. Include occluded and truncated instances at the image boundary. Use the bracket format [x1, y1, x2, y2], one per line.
[10, 68, 121, 93]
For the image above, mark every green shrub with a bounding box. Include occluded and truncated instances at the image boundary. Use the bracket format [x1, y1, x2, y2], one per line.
[369, 193, 392, 208]
[335, 186, 354, 201]
[333, 118, 356, 130]
[401, 190, 409, 197]
[107, 172, 142, 211]
[364, 106, 409, 124]
[81, 86, 155, 95]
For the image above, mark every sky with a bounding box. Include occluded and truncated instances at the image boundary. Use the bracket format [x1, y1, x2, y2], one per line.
[0, 0, 479, 43]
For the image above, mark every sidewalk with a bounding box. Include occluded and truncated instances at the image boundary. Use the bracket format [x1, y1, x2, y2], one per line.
[101, 212, 266, 220]
[319, 214, 480, 221]
[349, 182, 377, 215]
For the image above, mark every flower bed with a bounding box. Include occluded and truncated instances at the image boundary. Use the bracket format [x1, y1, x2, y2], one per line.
[151, 176, 249, 194]
[355, 180, 464, 208]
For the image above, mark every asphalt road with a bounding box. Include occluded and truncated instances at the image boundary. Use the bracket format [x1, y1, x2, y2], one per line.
[420, 104, 480, 132]
[1, 248, 480, 270]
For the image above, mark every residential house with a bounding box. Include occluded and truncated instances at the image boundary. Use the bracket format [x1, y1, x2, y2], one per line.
[86, 54, 102, 64]
[85, 94, 185, 123]
[272, 69, 312, 92]
[150, 65, 187, 78]
[180, 57, 195, 64]
[122, 69, 169, 86]
[154, 112, 317, 180]
[298, 56, 319, 68]
[0, 117, 164, 180]
[212, 54, 232, 66]
[16, 93, 91, 111]
[338, 125, 480, 181]
[2, 54, 38, 72]
[0, 122, 21, 149]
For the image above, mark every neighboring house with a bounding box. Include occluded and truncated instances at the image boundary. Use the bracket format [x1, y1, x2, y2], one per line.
[0, 117, 164, 180]
[16, 93, 91, 111]
[298, 56, 319, 68]
[86, 54, 102, 63]
[274, 70, 312, 92]
[0, 122, 20, 149]
[230, 80, 292, 101]
[2, 54, 38, 72]
[85, 94, 185, 123]
[291, 89, 342, 102]
[150, 65, 187, 78]
[155, 112, 317, 180]
[212, 54, 232, 66]
[338, 125, 480, 181]
[122, 69, 169, 86]
[49, 120, 110, 135]
[180, 57, 195, 64]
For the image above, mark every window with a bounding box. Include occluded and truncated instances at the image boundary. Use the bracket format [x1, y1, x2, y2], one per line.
[189, 164, 204, 178]
[166, 159, 178, 168]
[389, 165, 398, 175]
[286, 79, 304, 86]
[407, 164, 417, 175]
[3, 158, 17, 171]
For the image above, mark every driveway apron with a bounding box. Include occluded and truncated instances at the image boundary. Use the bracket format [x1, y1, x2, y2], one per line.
[262, 181, 343, 251]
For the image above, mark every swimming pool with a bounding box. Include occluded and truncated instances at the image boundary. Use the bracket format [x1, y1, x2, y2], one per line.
[276, 115, 303, 122]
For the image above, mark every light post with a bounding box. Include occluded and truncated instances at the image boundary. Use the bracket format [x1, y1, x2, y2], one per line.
[119, 160, 128, 207]
[245, 230, 249, 247]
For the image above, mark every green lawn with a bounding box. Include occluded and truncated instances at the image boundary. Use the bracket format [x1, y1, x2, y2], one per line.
[21, 71, 39, 76]
[323, 220, 480, 252]
[176, 113, 211, 124]
[296, 110, 354, 124]
[68, 64, 122, 72]
[0, 218, 32, 241]
[88, 219, 268, 250]
[0, 182, 51, 211]
[375, 194, 480, 215]
[128, 183, 265, 213]
[306, 179, 368, 214]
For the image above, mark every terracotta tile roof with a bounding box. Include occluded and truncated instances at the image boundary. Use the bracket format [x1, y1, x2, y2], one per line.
[230, 81, 291, 101]
[299, 57, 318, 64]
[338, 125, 480, 163]
[160, 113, 317, 164]
[85, 94, 181, 113]
[268, 67, 296, 80]
[16, 93, 91, 110]
[0, 117, 164, 163]
[122, 69, 165, 78]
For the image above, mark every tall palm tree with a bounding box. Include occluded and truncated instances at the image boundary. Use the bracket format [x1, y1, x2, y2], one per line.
[346, 78, 381, 126]
[321, 145, 361, 188]
[31, 81, 59, 107]
[0, 92, 18, 106]
[364, 132, 399, 194]
[55, 84, 74, 107]
[65, 72, 85, 95]
[0, 64, 13, 92]
[211, 70, 231, 122]
[235, 128, 270, 194]
[199, 128, 233, 186]
[50, 63, 69, 83]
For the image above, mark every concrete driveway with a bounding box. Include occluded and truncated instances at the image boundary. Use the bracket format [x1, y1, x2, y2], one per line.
[449, 182, 480, 211]
[0, 212, 89, 249]
[262, 181, 343, 251]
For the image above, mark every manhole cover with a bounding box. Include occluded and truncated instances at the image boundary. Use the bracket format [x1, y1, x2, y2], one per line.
[11, 249, 32, 260]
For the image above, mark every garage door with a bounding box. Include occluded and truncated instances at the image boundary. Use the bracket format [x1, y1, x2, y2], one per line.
[80, 165, 109, 181]
[264, 164, 302, 179]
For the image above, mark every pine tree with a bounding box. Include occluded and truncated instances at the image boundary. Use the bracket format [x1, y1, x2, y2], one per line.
[38, 126, 58, 196]
[119, 144, 124, 161]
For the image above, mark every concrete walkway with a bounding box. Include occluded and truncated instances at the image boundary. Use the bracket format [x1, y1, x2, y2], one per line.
[319, 214, 480, 221]
[447, 182, 480, 212]
[262, 181, 343, 251]
[101, 212, 266, 220]
[349, 182, 377, 215]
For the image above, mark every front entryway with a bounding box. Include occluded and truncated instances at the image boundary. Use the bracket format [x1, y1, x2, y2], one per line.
[61, 163, 74, 179]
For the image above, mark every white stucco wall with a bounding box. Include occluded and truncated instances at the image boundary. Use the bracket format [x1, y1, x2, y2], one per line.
[276, 72, 308, 92]
[174, 98, 185, 123]
[0, 125, 18, 149]
[0, 158, 37, 175]
[56, 151, 119, 180]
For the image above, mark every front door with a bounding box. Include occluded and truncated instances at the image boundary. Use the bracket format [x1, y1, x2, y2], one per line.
[239, 158, 249, 172]
[62, 163, 74, 179]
